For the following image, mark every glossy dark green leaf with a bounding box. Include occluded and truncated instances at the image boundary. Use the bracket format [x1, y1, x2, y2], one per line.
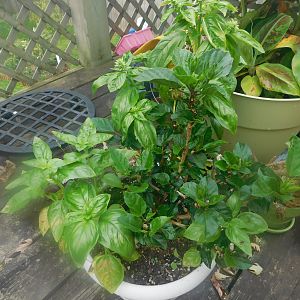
[64, 181, 96, 211]
[149, 216, 170, 237]
[58, 163, 96, 183]
[102, 173, 123, 188]
[232, 29, 264, 53]
[182, 248, 201, 267]
[237, 212, 268, 234]
[148, 30, 187, 67]
[111, 86, 139, 131]
[153, 173, 170, 186]
[98, 206, 139, 260]
[223, 250, 252, 269]
[110, 148, 131, 175]
[135, 68, 182, 86]
[136, 150, 154, 171]
[92, 118, 115, 133]
[252, 169, 279, 197]
[134, 120, 157, 149]
[124, 192, 147, 217]
[93, 254, 124, 293]
[65, 219, 98, 266]
[225, 225, 252, 256]
[118, 213, 143, 232]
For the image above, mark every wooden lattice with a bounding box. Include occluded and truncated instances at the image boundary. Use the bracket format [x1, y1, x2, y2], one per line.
[0, 0, 80, 98]
[107, 0, 173, 49]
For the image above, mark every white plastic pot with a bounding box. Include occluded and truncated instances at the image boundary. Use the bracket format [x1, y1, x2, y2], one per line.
[84, 255, 215, 300]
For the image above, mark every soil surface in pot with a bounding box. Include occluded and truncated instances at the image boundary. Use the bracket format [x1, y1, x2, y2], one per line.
[123, 240, 197, 285]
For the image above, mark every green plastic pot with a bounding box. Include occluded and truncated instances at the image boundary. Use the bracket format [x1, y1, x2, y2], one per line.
[224, 92, 300, 163]
[260, 202, 300, 233]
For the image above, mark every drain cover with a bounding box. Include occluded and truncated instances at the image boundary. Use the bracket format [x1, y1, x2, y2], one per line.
[0, 89, 95, 154]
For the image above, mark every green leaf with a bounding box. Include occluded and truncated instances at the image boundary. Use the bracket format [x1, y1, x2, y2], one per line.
[182, 248, 201, 268]
[92, 118, 115, 133]
[124, 192, 147, 217]
[93, 254, 124, 293]
[241, 75, 262, 97]
[134, 120, 157, 149]
[180, 182, 199, 201]
[102, 173, 122, 188]
[33, 137, 52, 161]
[110, 148, 132, 175]
[126, 182, 149, 193]
[52, 131, 77, 147]
[237, 212, 268, 234]
[276, 35, 300, 53]
[148, 30, 187, 67]
[136, 150, 154, 171]
[225, 225, 252, 256]
[90, 194, 111, 216]
[149, 216, 170, 237]
[153, 173, 170, 186]
[287, 135, 300, 177]
[195, 49, 233, 80]
[58, 163, 96, 183]
[64, 181, 96, 211]
[98, 206, 138, 260]
[180, 7, 196, 26]
[48, 201, 65, 242]
[252, 169, 279, 197]
[204, 90, 237, 134]
[292, 51, 300, 86]
[233, 143, 253, 161]
[227, 192, 242, 217]
[118, 213, 143, 232]
[256, 63, 300, 96]
[254, 14, 293, 52]
[107, 72, 127, 92]
[223, 250, 252, 269]
[111, 86, 139, 131]
[184, 210, 223, 243]
[202, 14, 226, 49]
[92, 73, 112, 93]
[65, 219, 98, 266]
[135, 68, 182, 86]
[232, 29, 265, 54]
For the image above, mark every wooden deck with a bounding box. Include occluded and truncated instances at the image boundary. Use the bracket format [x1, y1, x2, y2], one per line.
[0, 64, 299, 300]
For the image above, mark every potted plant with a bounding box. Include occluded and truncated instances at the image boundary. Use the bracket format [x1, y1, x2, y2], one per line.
[224, 6, 300, 162]
[1, 49, 269, 299]
[248, 135, 300, 233]
[138, 0, 300, 162]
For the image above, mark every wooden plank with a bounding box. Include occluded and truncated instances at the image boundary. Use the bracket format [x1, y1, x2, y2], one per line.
[228, 221, 300, 300]
[0, 65, 35, 86]
[0, 236, 75, 300]
[51, 0, 72, 17]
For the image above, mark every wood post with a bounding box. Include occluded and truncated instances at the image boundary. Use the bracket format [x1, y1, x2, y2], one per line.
[68, 0, 112, 67]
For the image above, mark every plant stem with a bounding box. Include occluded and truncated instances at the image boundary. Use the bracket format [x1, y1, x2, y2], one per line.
[241, 0, 247, 17]
[178, 122, 193, 173]
[171, 220, 187, 228]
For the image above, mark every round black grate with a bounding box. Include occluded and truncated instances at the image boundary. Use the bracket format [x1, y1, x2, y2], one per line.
[0, 89, 95, 154]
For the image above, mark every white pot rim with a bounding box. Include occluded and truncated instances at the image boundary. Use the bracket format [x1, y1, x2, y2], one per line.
[84, 254, 215, 300]
[233, 91, 300, 102]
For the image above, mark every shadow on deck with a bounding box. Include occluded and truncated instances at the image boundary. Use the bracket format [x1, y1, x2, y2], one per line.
[0, 64, 299, 300]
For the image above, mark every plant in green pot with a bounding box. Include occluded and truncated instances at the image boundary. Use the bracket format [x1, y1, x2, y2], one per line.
[224, 8, 300, 162]
[1, 50, 268, 300]
[248, 135, 300, 233]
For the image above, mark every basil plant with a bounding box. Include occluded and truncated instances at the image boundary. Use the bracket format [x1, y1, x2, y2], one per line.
[2, 50, 269, 293]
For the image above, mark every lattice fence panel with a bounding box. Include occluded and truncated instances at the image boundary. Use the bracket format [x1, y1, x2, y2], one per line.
[107, 0, 173, 50]
[0, 0, 80, 98]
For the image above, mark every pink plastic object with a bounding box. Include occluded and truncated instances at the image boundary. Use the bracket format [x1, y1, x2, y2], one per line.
[115, 27, 154, 56]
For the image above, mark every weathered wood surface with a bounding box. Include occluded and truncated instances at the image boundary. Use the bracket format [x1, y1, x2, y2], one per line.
[0, 65, 300, 300]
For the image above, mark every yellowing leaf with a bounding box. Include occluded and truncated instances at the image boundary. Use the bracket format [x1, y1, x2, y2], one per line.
[276, 35, 300, 53]
[39, 207, 49, 236]
[249, 263, 263, 275]
[241, 75, 262, 97]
